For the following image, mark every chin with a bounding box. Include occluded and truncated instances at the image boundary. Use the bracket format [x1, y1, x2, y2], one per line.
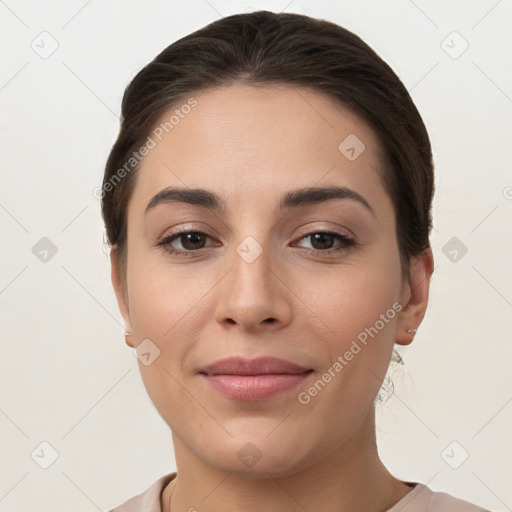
[197, 430, 315, 478]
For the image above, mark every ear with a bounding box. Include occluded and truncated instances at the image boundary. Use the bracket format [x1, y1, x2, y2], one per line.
[395, 247, 434, 346]
[110, 246, 135, 347]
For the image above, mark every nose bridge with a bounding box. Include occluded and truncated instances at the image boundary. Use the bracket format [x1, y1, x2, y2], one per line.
[230, 232, 275, 300]
[214, 228, 292, 331]
[227, 205, 277, 282]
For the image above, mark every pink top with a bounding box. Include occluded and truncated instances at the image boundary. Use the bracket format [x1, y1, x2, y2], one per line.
[107, 472, 492, 511]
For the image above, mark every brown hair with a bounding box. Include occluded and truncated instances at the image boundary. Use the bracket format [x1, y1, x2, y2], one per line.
[101, 10, 434, 286]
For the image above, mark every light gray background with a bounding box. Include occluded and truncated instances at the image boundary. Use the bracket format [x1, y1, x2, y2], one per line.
[1, 1, 511, 511]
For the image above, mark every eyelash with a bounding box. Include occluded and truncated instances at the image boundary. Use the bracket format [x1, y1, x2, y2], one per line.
[156, 227, 356, 259]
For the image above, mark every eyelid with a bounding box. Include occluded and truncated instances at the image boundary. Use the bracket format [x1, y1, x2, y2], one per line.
[159, 224, 218, 241]
[157, 225, 356, 260]
[158, 224, 353, 245]
[294, 222, 354, 239]
[158, 226, 219, 248]
[292, 230, 355, 253]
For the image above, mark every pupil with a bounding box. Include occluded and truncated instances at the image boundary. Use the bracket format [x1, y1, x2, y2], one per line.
[183, 232, 204, 250]
[312, 233, 333, 250]
[178, 232, 336, 251]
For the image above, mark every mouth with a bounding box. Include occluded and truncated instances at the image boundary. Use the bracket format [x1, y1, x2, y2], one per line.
[198, 356, 313, 401]
[198, 355, 312, 376]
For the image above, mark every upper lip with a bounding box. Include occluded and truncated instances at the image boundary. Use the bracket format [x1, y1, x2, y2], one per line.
[199, 356, 312, 376]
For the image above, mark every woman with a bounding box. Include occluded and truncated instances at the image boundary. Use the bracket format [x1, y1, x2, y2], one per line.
[103, 10, 491, 512]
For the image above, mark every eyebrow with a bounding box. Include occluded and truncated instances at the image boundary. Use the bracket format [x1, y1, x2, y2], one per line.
[144, 185, 376, 218]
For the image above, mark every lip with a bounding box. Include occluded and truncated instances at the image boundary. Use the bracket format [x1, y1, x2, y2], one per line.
[199, 356, 313, 401]
[199, 356, 311, 376]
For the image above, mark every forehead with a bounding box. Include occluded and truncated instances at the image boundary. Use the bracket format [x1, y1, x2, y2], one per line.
[128, 83, 392, 221]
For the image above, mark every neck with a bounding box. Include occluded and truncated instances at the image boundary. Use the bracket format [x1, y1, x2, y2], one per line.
[162, 408, 413, 512]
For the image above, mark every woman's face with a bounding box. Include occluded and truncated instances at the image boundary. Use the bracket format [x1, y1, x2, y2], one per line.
[112, 83, 427, 476]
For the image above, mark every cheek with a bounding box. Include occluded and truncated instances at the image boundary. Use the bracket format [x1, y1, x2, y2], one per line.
[293, 266, 400, 422]
[297, 255, 402, 403]
[125, 257, 200, 428]
[302, 260, 401, 346]
[125, 250, 219, 409]
[126, 244, 207, 338]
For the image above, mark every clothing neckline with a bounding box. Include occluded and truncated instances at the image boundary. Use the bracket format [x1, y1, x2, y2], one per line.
[386, 481, 432, 511]
[157, 473, 428, 512]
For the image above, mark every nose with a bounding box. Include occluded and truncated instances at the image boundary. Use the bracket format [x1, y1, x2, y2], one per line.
[214, 237, 293, 334]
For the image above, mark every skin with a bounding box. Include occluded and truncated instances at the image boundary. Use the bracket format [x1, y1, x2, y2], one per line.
[110, 83, 433, 512]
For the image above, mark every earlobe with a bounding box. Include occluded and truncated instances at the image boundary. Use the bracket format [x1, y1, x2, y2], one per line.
[395, 247, 434, 346]
[124, 330, 134, 348]
[110, 246, 134, 346]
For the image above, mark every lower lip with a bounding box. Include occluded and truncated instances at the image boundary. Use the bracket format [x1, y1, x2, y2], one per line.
[201, 373, 311, 401]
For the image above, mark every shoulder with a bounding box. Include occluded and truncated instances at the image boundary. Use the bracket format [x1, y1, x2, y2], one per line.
[390, 482, 492, 512]
[429, 487, 492, 512]
[107, 472, 176, 512]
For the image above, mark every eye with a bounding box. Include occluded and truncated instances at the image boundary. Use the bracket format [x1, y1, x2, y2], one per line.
[157, 228, 218, 257]
[156, 228, 356, 259]
[293, 230, 356, 257]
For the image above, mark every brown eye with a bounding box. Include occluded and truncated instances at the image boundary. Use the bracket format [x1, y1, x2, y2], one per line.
[175, 232, 208, 250]
[157, 229, 217, 257]
[295, 231, 355, 257]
